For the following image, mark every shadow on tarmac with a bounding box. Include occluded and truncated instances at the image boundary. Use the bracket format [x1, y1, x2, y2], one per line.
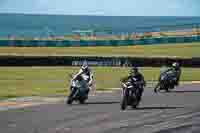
[135, 106, 184, 110]
[157, 90, 200, 94]
[85, 101, 120, 105]
[67, 101, 120, 106]
[170, 90, 200, 93]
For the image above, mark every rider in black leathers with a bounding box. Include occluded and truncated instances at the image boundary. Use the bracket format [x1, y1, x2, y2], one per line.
[163, 62, 181, 86]
[154, 62, 181, 93]
[121, 66, 146, 102]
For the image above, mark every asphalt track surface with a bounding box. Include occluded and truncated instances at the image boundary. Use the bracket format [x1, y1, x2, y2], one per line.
[0, 84, 200, 133]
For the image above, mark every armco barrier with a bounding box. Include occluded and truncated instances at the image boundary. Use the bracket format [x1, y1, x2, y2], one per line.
[0, 55, 199, 67]
[0, 36, 200, 47]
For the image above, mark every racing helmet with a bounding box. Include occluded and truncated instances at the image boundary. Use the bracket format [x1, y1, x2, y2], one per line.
[81, 61, 89, 71]
[129, 66, 138, 75]
[172, 62, 180, 70]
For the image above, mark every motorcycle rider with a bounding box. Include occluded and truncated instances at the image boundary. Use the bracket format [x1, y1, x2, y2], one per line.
[163, 62, 181, 86]
[154, 62, 181, 93]
[71, 61, 94, 95]
[172, 62, 181, 86]
[121, 66, 146, 102]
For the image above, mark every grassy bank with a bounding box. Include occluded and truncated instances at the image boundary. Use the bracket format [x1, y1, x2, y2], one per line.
[0, 67, 200, 99]
[0, 43, 199, 58]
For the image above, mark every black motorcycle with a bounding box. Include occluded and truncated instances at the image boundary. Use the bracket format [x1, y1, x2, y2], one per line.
[121, 78, 141, 110]
[67, 75, 89, 105]
[154, 67, 177, 93]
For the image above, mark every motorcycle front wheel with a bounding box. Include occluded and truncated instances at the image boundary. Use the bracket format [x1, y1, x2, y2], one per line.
[79, 98, 86, 104]
[66, 87, 77, 105]
[121, 96, 127, 110]
[154, 83, 161, 93]
[121, 89, 128, 110]
[67, 98, 73, 104]
[132, 101, 138, 109]
[132, 90, 140, 109]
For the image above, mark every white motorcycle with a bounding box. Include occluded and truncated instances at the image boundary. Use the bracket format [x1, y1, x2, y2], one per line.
[67, 75, 90, 104]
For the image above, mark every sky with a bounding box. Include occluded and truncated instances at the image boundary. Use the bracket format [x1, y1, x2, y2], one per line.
[0, 0, 200, 16]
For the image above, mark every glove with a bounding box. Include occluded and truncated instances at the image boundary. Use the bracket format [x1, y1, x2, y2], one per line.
[88, 81, 93, 87]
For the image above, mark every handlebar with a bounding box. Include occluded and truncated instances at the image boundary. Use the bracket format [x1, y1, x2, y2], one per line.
[121, 80, 146, 88]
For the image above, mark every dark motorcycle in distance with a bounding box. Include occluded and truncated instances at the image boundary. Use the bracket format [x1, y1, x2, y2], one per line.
[154, 67, 178, 93]
[67, 75, 89, 105]
[121, 78, 141, 110]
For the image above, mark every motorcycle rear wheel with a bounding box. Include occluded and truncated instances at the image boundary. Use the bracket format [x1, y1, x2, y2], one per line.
[154, 83, 160, 93]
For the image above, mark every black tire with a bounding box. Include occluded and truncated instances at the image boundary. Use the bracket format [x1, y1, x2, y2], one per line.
[154, 88, 157, 93]
[154, 83, 160, 93]
[132, 91, 139, 109]
[157, 86, 161, 92]
[79, 98, 86, 104]
[121, 96, 127, 110]
[121, 88, 128, 110]
[164, 83, 170, 92]
[132, 103, 138, 109]
[165, 88, 169, 92]
[132, 99, 138, 109]
[67, 87, 77, 105]
[154, 83, 162, 93]
[67, 98, 73, 105]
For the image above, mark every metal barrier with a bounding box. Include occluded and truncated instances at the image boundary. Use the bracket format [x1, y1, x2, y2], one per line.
[0, 55, 199, 67]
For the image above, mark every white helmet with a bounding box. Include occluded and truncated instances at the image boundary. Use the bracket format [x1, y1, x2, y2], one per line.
[172, 62, 180, 70]
[81, 61, 89, 71]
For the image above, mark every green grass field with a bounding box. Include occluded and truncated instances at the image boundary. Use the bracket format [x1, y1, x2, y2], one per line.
[0, 67, 200, 99]
[0, 43, 200, 58]
[0, 42, 200, 99]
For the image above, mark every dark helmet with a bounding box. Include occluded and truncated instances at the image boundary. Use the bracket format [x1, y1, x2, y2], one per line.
[129, 66, 138, 75]
[133, 66, 138, 72]
[172, 62, 180, 70]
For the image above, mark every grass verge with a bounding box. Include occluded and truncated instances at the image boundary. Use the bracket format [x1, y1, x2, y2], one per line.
[0, 67, 200, 99]
[0, 43, 200, 58]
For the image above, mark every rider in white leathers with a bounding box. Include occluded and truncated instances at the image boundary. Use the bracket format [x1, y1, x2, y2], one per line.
[72, 61, 94, 94]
